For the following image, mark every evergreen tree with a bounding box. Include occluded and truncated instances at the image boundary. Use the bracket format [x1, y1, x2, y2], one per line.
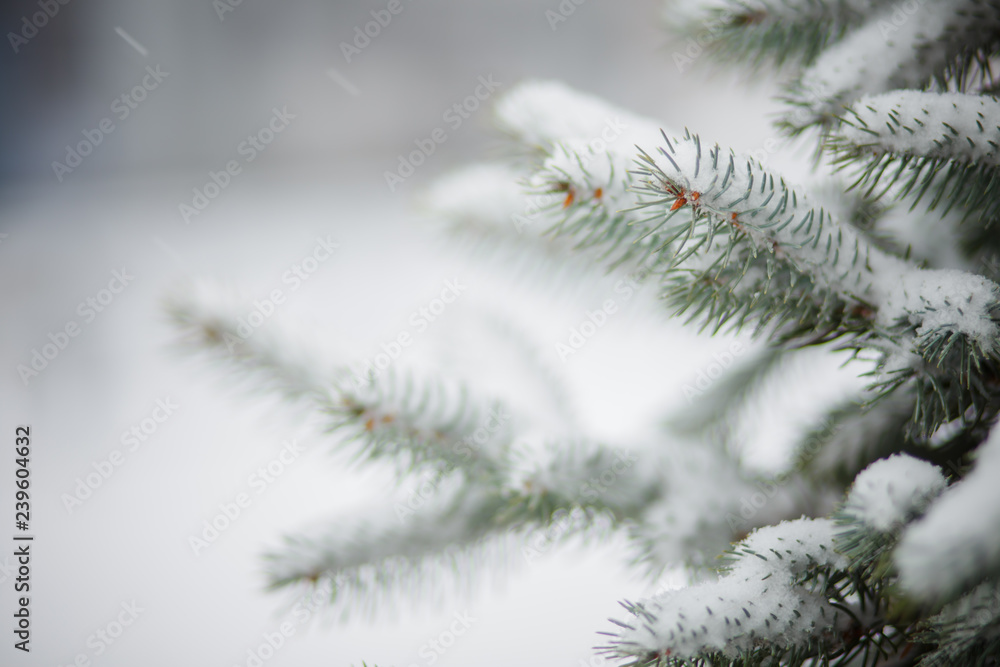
[169, 1, 1000, 664]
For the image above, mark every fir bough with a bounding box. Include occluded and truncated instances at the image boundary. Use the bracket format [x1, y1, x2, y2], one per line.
[169, 0, 1000, 664]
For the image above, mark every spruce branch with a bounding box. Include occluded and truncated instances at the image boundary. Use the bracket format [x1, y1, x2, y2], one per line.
[266, 438, 664, 602]
[602, 518, 876, 667]
[264, 487, 510, 599]
[668, 0, 893, 70]
[915, 581, 1000, 666]
[668, 342, 787, 437]
[501, 439, 662, 524]
[169, 280, 696, 608]
[895, 421, 1000, 604]
[631, 132, 1000, 437]
[781, 0, 1000, 134]
[792, 388, 947, 492]
[422, 162, 583, 277]
[627, 438, 787, 572]
[325, 370, 514, 478]
[495, 80, 679, 275]
[630, 131, 886, 337]
[169, 283, 515, 477]
[828, 91, 1000, 222]
[833, 454, 947, 582]
[166, 281, 333, 403]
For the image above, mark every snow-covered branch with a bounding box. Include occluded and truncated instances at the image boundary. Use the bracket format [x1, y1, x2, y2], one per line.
[605, 518, 859, 665]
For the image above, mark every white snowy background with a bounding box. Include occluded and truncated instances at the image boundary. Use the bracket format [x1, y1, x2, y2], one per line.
[0, 1, 864, 665]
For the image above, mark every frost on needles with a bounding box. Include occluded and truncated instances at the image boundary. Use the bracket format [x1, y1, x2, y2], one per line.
[169, 0, 1000, 665]
[605, 519, 855, 664]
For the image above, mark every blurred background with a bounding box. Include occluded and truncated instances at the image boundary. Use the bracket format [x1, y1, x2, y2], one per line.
[0, 1, 860, 665]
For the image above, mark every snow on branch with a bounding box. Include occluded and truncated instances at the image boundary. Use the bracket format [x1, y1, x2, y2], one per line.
[795, 389, 916, 487]
[629, 437, 792, 572]
[783, 0, 1000, 132]
[423, 163, 561, 244]
[916, 581, 1000, 666]
[167, 281, 515, 477]
[264, 487, 509, 604]
[494, 80, 677, 272]
[267, 438, 667, 604]
[895, 423, 1000, 602]
[167, 280, 335, 402]
[326, 370, 514, 477]
[837, 92, 1000, 165]
[604, 518, 856, 665]
[495, 79, 659, 157]
[830, 91, 1000, 219]
[841, 454, 948, 533]
[634, 132, 999, 334]
[834, 454, 947, 578]
[667, 0, 893, 69]
[634, 132, 1000, 434]
[502, 439, 661, 522]
[840, 454, 946, 533]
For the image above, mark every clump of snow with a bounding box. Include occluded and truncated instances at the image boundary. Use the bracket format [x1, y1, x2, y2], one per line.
[423, 163, 558, 235]
[841, 454, 946, 532]
[896, 425, 1000, 601]
[876, 269, 1000, 351]
[425, 163, 532, 223]
[839, 92, 1000, 165]
[793, 0, 984, 125]
[494, 80, 660, 153]
[495, 80, 667, 223]
[614, 518, 849, 659]
[730, 517, 849, 575]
